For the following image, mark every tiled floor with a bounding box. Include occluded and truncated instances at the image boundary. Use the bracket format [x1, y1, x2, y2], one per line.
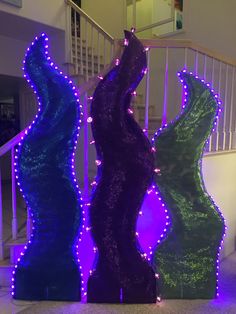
[1, 253, 236, 314]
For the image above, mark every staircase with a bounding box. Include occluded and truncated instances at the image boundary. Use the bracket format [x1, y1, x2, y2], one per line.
[1, 0, 236, 289]
[0, 178, 26, 286]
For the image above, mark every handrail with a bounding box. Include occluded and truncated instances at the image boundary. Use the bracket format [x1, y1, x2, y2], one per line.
[135, 17, 174, 34]
[0, 69, 106, 257]
[138, 38, 236, 66]
[116, 37, 236, 66]
[0, 129, 26, 157]
[0, 55, 122, 157]
[65, 0, 114, 43]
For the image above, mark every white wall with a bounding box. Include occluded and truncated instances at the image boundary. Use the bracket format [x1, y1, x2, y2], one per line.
[0, 0, 67, 30]
[0, 35, 28, 77]
[203, 151, 236, 258]
[171, 0, 236, 60]
[81, 0, 126, 38]
[0, 33, 66, 78]
[82, 0, 236, 60]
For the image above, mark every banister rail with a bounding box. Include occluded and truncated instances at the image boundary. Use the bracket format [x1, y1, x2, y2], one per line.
[65, 0, 114, 42]
[129, 37, 236, 155]
[139, 38, 236, 66]
[1, 32, 236, 261]
[135, 17, 174, 34]
[65, 0, 115, 79]
[0, 49, 122, 259]
[0, 129, 26, 157]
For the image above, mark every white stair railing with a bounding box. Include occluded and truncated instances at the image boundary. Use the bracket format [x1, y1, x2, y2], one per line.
[1, 34, 236, 260]
[135, 38, 236, 153]
[0, 55, 120, 260]
[0, 130, 27, 260]
[0, 2, 119, 260]
[65, 0, 115, 80]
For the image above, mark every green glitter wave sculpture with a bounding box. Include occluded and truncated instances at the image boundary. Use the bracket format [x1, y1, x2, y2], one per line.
[152, 70, 225, 299]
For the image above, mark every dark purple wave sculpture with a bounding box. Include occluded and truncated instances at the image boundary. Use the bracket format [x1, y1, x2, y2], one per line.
[87, 31, 157, 304]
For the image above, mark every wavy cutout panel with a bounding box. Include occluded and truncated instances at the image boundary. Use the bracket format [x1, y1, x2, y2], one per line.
[13, 34, 82, 301]
[152, 71, 225, 299]
[87, 31, 157, 304]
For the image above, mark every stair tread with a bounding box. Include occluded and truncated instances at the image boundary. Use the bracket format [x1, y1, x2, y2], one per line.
[135, 103, 155, 108]
[0, 259, 14, 267]
[139, 116, 162, 121]
[6, 238, 26, 246]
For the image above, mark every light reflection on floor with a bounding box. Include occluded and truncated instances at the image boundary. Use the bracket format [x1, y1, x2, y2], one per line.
[77, 187, 168, 301]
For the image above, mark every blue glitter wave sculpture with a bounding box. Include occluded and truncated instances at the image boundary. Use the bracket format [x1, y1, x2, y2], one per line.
[13, 34, 82, 301]
[152, 71, 225, 299]
[87, 31, 157, 304]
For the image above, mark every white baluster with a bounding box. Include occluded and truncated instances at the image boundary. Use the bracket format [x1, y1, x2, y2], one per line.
[208, 58, 215, 152]
[74, 9, 78, 75]
[203, 54, 210, 153]
[91, 26, 94, 77]
[162, 47, 169, 126]
[103, 37, 106, 68]
[195, 50, 199, 75]
[97, 32, 100, 73]
[85, 20, 89, 81]
[11, 147, 17, 240]
[223, 64, 229, 150]
[80, 16, 84, 76]
[145, 49, 150, 136]
[184, 47, 188, 69]
[26, 208, 31, 240]
[110, 42, 114, 61]
[229, 67, 235, 149]
[216, 62, 222, 151]
[203, 54, 207, 80]
[65, 4, 72, 64]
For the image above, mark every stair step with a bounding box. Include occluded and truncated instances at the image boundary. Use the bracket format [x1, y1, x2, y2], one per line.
[139, 115, 162, 121]
[72, 56, 105, 70]
[72, 50, 103, 62]
[138, 116, 162, 135]
[71, 36, 86, 45]
[0, 259, 14, 287]
[0, 238, 26, 286]
[6, 238, 26, 265]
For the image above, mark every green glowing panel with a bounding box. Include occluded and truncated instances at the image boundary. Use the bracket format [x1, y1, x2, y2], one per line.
[152, 71, 225, 299]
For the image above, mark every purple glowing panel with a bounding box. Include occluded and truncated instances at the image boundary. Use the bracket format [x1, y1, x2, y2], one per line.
[87, 31, 157, 304]
[136, 187, 168, 260]
[76, 202, 96, 301]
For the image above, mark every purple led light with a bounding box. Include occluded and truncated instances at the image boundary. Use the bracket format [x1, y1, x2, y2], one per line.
[142, 68, 148, 75]
[136, 184, 171, 264]
[115, 58, 120, 66]
[124, 38, 129, 46]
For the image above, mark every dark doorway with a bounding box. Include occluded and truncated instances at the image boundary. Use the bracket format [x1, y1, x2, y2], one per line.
[0, 75, 22, 146]
[72, 0, 82, 37]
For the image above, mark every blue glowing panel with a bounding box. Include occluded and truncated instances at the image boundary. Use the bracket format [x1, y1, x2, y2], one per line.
[13, 34, 83, 301]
